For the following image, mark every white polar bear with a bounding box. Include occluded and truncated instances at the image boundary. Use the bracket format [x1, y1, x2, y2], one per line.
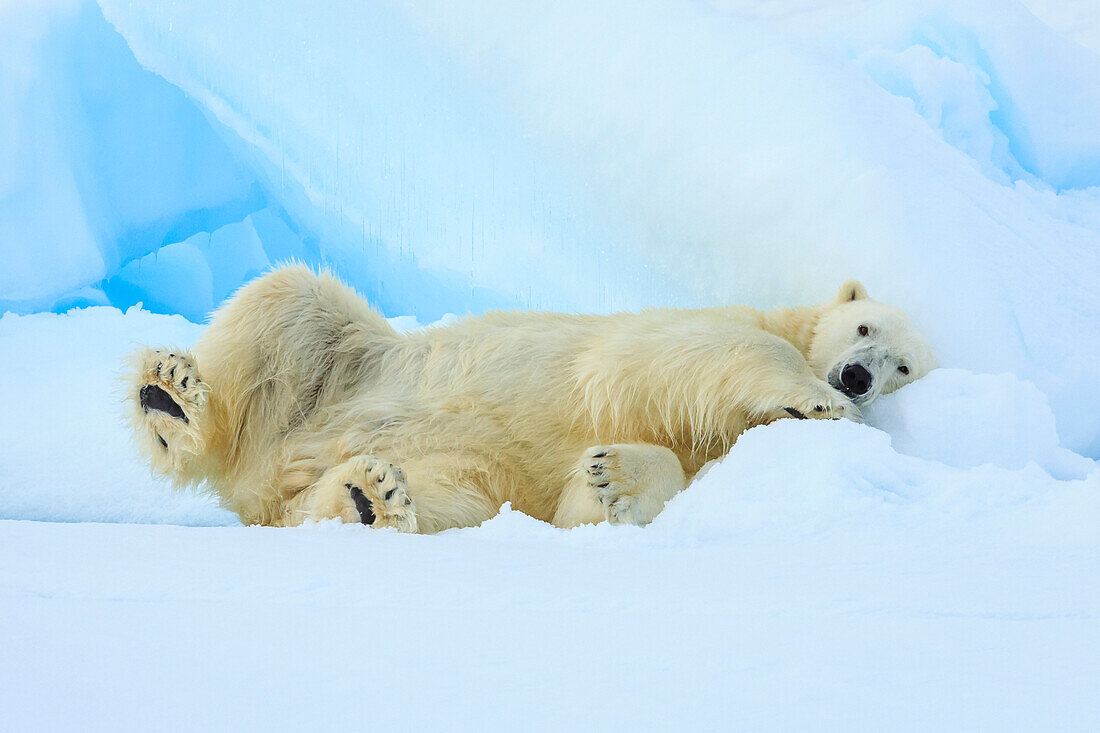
[125, 266, 934, 532]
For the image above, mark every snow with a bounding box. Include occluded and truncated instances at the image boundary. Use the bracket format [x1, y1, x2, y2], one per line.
[0, 306, 230, 525]
[2, 307, 1099, 729]
[3, 0, 1100, 726]
[5, 513, 1099, 731]
[1021, 0, 1100, 55]
[863, 368, 1094, 479]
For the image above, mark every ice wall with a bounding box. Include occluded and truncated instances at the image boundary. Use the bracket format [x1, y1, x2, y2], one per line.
[0, 0, 522, 320]
[0, 0, 306, 319]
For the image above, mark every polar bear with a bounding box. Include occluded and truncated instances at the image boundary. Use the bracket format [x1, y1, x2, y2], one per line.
[125, 265, 934, 532]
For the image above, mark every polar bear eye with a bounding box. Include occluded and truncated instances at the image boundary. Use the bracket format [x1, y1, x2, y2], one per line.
[857, 325, 869, 337]
[898, 365, 909, 375]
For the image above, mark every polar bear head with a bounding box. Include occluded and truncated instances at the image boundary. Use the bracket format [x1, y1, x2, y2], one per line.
[807, 280, 935, 406]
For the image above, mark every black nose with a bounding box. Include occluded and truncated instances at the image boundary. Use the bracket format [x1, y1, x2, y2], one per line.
[840, 363, 872, 396]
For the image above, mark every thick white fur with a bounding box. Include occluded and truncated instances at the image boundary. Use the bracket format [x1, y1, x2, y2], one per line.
[125, 266, 933, 532]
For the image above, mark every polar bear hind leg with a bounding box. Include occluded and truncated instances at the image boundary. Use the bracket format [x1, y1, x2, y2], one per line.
[282, 455, 418, 532]
[553, 444, 688, 528]
[126, 347, 211, 480]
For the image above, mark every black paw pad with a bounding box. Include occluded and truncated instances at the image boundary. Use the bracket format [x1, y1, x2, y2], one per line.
[347, 484, 376, 525]
[784, 407, 807, 420]
[140, 385, 188, 422]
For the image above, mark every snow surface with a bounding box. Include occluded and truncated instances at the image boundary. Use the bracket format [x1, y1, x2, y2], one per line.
[2, 307, 1099, 730]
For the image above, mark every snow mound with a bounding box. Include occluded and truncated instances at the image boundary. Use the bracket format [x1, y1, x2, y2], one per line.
[864, 369, 1094, 478]
[658, 417, 1098, 547]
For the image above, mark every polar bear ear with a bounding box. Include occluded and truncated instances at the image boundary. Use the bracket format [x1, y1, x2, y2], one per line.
[837, 280, 869, 303]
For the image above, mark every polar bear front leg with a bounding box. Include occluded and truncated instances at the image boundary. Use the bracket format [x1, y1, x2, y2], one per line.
[126, 347, 210, 476]
[288, 456, 418, 532]
[553, 444, 687, 528]
[771, 376, 859, 423]
[708, 331, 857, 424]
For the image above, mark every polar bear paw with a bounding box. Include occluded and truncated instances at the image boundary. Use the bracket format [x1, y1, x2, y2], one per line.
[584, 447, 644, 525]
[335, 456, 418, 533]
[782, 380, 858, 422]
[137, 349, 207, 422]
[582, 444, 685, 526]
[127, 347, 209, 469]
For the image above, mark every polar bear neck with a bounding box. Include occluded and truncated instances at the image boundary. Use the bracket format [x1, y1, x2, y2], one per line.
[716, 303, 825, 361]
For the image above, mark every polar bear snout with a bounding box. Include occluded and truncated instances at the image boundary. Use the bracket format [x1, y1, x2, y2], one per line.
[839, 363, 872, 397]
